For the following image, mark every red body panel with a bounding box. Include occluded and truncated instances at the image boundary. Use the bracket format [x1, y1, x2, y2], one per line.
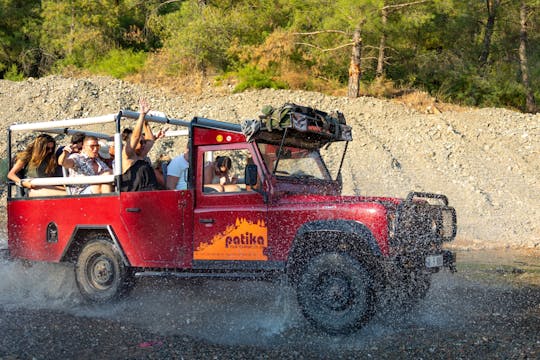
[8, 195, 121, 262]
[192, 127, 246, 146]
[266, 195, 391, 259]
[7, 191, 194, 268]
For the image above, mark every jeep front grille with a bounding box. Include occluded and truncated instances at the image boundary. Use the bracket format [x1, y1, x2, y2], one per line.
[392, 200, 457, 247]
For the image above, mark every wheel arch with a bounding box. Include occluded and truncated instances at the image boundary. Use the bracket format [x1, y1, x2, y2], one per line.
[287, 219, 384, 284]
[61, 225, 129, 266]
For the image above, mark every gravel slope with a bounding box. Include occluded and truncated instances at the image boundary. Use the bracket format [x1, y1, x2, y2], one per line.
[0, 75, 538, 248]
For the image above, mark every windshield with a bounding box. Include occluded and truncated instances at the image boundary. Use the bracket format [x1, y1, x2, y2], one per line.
[257, 143, 335, 180]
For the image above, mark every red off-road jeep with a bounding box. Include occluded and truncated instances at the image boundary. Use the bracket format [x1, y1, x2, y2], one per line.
[6, 105, 456, 334]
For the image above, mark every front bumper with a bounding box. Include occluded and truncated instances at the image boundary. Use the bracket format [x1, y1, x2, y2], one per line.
[389, 192, 458, 272]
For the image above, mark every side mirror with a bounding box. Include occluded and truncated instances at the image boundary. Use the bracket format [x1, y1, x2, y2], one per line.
[244, 164, 258, 186]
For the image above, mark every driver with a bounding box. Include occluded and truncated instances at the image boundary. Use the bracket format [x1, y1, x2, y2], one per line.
[204, 156, 237, 192]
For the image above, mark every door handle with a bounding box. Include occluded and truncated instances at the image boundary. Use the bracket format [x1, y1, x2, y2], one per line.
[126, 208, 141, 213]
[199, 218, 215, 224]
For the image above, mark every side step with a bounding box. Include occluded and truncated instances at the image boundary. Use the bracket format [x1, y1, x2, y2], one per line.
[134, 270, 283, 281]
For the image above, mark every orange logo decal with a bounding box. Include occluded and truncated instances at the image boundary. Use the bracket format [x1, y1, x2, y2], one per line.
[216, 134, 223, 142]
[194, 218, 268, 261]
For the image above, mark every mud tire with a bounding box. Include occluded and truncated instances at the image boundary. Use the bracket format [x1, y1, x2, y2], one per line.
[297, 252, 375, 334]
[75, 238, 134, 303]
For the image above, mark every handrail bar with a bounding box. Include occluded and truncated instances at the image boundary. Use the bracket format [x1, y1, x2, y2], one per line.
[40, 128, 114, 141]
[19, 175, 116, 187]
[9, 114, 117, 131]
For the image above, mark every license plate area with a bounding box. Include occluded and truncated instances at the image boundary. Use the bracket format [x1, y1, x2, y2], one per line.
[425, 254, 444, 268]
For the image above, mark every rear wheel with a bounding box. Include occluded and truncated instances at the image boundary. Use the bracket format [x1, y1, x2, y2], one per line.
[296, 252, 375, 334]
[75, 238, 134, 303]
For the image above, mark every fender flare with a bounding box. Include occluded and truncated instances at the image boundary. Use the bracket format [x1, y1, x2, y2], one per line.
[295, 219, 382, 256]
[287, 220, 382, 283]
[61, 225, 130, 266]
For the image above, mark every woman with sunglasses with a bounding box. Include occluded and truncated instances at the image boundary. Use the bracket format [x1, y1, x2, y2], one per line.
[8, 133, 65, 197]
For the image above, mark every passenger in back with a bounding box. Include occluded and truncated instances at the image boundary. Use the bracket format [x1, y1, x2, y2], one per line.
[8, 133, 65, 197]
[56, 132, 85, 178]
[167, 144, 189, 190]
[120, 98, 160, 192]
[154, 154, 171, 190]
[58, 135, 113, 195]
[55, 132, 84, 159]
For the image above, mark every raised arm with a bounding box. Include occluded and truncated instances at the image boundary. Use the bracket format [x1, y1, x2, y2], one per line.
[127, 98, 151, 155]
[139, 117, 156, 159]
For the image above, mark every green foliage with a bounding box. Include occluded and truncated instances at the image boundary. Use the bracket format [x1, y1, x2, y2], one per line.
[4, 63, 24, 81]
[0, 0, 42, 77]
[154, 0, 292, 74]
[40, 0, 123, 68]
[233, 66, 288, 92]
[0, 0, 538, 111]
[89, 49, 147, 79]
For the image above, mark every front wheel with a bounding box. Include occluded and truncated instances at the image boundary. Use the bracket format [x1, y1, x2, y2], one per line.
[75, 238, 134, 303]
[296, 252, 375, 334]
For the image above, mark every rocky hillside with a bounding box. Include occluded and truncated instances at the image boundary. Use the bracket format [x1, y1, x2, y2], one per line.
[0, 76, 538, 249]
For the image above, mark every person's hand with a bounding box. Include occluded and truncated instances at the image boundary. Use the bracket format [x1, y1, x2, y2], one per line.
[22, 179, 35, 189]
[139, 98, 150, 115]
[62, 145, 73, 154]
[219, 176, 227, 186]
[155, 127, 168, 140]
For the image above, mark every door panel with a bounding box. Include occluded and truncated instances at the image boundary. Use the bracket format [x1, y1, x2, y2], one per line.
[120, 190, 193, 267]
[193, 146, 269, 263]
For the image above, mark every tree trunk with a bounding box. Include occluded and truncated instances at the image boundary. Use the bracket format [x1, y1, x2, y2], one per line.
[69, 3, 75, 56]
[519, 2, 537, 113]
[479, 0, 500, 67]
[348, 29, 362, 98]
[376, 8, 388, 78]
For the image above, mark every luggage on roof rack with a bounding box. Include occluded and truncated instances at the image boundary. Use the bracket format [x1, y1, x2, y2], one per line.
[241, 103, 352, 144]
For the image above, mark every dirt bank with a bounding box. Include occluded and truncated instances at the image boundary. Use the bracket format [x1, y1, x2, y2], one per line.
[0, 76, 538, 248]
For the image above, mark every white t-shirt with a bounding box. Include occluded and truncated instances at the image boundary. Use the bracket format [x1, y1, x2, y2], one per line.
[167, 154, 189, 190]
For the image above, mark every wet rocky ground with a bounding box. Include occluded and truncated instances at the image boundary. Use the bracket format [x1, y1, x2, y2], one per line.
[1, 250, 539, 359]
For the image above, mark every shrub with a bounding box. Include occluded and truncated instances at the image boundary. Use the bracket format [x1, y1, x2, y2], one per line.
[4, 64, 25, 81]
[90, 49, 147, 79]
[233, 66, 287, 92]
